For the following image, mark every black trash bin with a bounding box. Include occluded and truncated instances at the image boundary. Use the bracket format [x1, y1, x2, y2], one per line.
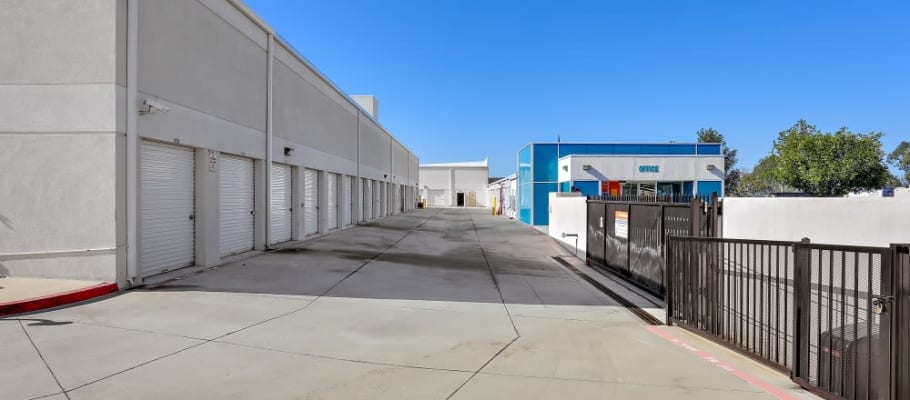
[818, 322, 882, 399]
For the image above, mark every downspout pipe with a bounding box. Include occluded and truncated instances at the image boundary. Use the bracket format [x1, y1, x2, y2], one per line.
[126, 0, 139, 285]
[265, 33, 274, 247]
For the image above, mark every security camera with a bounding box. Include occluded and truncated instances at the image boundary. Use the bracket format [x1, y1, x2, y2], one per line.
[141, 98, 171, 114]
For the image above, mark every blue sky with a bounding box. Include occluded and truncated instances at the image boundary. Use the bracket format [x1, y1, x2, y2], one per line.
[245, 0, 909, 177]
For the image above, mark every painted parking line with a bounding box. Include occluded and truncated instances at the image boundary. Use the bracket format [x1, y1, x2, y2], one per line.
[645, 326, 798, 400]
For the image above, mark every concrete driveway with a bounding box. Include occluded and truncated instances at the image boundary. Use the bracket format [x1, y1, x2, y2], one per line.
[2, 209, 807, 399]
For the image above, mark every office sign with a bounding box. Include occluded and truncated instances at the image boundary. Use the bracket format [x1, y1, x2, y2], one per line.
[638, 165, 660, 173]
[615, 210, 628, 239]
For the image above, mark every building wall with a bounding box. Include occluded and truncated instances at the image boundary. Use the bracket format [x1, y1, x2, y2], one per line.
[0, 0, 419, 284]
[0, 0, 126, 283]
[546, 193, 588, 259]
[723, 197, 910, 247]
[559, 155, 724, 184]
[419, 166, 489, 207]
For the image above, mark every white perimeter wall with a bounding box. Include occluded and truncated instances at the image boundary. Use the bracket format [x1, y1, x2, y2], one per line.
[723, 197, 910, 247]
[547, 193, 588, 259]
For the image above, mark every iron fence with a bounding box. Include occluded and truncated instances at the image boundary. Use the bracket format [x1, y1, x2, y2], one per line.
[667, 236, 910, 400]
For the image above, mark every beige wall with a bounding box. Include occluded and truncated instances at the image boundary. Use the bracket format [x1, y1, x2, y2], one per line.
[0, 0, 125, 282]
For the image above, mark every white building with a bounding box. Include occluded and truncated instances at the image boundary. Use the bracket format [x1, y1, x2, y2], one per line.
[419, 160, 490, 207]
[0, 0, 419, 287]
[557, 154, 725, 198]
[486, 174, 517, 219]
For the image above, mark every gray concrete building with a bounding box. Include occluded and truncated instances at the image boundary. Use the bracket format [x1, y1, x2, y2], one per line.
[0, 0, 419, 287]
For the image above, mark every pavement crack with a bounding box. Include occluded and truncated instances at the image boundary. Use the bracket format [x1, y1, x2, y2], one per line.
[445, 336, 520, 400]
[19, 320, 72, 400]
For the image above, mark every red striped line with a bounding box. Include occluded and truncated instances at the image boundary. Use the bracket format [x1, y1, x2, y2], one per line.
[0, 282, 118, 317]
[645, 326, 798, 400]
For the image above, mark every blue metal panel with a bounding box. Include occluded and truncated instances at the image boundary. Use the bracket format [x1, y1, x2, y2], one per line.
[559, 181, 570, 192]
[697, 143, 722, 155]
[697, 180, 723, 197]
[683, 181, 694, 195]
[585, 144, 614, 154]
[558, 144, 587, 157]
[518, 145, 532, 224]
[574, 180, 600, 196]
[614, 144, 643, 154]
[668, 144, 697, 154]
[640, 144, 669, 154]
[533, 144, 559, 182]
[533, 182, 558, 226]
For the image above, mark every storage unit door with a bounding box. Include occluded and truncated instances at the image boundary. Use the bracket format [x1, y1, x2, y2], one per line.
[219, 154, 255, 256]
[304, 169, 318, 235]
[327, 173, 338, 230]
[270, 163, 292, 243]
[140, 141, 195, 277]
[364, 179, 373, 220]
[373, 180, 380, 218]
[343, 175, 353, 226]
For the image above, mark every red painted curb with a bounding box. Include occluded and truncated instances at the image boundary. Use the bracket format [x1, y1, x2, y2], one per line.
[0, 282, 119, 317]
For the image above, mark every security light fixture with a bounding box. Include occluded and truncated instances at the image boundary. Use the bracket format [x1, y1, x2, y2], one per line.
[562, 165, 569, 171]
[707, 164, 717, 170]
[140, 98, 170, 114]
[582, 164, 592, 170]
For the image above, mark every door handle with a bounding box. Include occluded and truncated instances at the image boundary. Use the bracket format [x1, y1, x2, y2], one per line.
[250, 210, 256, 216]
[873, 296, 894, 315]
[188, 214, 195, 220]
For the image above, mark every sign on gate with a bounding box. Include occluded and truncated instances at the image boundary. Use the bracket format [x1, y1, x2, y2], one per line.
[614, 211, 628, 239]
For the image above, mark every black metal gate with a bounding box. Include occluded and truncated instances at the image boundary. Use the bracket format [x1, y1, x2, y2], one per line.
[667, 237, 910, 400]
[586, 196, 720, 298]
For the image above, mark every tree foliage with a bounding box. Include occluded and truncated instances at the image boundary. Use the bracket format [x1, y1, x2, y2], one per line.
[769, 120, 889, 196]
[696, 128, 740, 194]
[887, 141, 910, 186]
[738, 155, 781, 196]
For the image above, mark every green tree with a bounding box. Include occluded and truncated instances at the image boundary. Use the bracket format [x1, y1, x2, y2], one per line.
[770, 120, 890, 196]
[696, 128, 739, 194]
[738, 155, 781, 196]
[887, 141, 910, 186]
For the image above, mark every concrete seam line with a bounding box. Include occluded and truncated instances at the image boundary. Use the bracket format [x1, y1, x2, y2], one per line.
[645, 326, 799, 400]
[444, 336, 521, 400]
[19, 320, 72, 400]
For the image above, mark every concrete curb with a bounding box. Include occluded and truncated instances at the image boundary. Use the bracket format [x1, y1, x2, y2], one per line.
[0, 282, 119, 317]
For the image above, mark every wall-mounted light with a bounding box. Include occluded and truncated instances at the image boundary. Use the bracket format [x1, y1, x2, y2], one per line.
[582, 164, 592, 170]
[706, 164, 717, 170]
[284, 147, 294, 157]
[562, 165, 569, 171]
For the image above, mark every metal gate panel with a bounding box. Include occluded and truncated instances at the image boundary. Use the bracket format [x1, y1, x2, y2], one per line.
[363, 178, 372, 221]
[304, 169, 318, 235]
[326, 173, 338, 230]
[219, 154, 255, 256]
[793, 244, 893, 400]
[343, 175, 353, 226]
[604, 203, 630, 274]
[270, 163, 292, 243]
[629, 204, 663, 294]
[586, 201, 606, 267]
[140, 141, 195, 276]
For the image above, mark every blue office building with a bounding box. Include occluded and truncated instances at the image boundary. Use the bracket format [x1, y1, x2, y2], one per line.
[517, 142, 725, 226]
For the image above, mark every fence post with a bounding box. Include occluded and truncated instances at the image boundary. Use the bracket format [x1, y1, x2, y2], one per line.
[891, 244, 910, 400]
[710, 192, 719, 237]
[666, 235, 674, 326]
[689, 197, 700, 237]
[792, 237, 811, 380]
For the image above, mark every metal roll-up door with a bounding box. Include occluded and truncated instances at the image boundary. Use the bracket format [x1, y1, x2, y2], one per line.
[140, 141, 195, 277]
[343, 175, 353, 226]
[219, 154, 255, 256]
[373, 180, 380, 218]
[270, 163, 292, 243]
[363, 178, 372, 221]
[304, 169, 318, 236]
[327, 173, 338, 230]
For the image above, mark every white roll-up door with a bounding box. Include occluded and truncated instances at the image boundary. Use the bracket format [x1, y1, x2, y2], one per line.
[140, 141, 195, 277]
[372, 180, 380, 218]
[304, 169, 318, 236]
[219, 154, 255, 256]
[343, 175, 353, 226]
[363, 179, 372, 221]
[270, 163, 292, 243]
[327, 173, 338, 230]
